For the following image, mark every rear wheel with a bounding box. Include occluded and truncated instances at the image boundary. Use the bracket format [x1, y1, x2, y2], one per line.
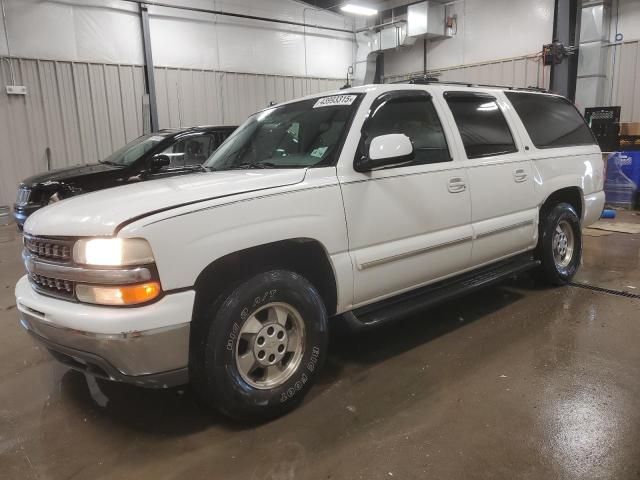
[536, 202, 582, 285]
[191, 270, 328, 421]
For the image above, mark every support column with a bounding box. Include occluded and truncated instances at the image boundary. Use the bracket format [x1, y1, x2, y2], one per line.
[140, 3, 159, 132]
[550, 0, 581, 100]
[575, 0, 611, 111]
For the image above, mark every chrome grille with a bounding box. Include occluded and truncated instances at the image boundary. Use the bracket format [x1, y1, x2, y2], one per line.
[23, 235, 77, 300]
[24, 236, 74, 263]
[15, 187, 31, 205]
[30, 272, 75, 299]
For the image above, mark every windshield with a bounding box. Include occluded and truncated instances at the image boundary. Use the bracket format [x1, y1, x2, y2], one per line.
[204, 94, 360, 171]
[100, 133, 171, 166]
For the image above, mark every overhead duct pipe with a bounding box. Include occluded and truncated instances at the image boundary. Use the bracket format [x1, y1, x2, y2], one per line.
[352, 1, 450, 85]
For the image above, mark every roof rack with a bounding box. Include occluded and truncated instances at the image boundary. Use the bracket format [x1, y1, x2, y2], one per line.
[392, 76, 548, 93]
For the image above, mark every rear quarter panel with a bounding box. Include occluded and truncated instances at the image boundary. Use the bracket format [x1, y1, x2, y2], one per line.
[530, 145, 604, 212]
[500, 91, 604, 225]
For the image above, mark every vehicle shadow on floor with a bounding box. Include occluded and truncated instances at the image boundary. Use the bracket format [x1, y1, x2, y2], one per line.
[318, 278, 534, 385]
[55, 275, 543, 435]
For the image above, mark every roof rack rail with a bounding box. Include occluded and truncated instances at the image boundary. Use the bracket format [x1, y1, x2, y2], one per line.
[392, 75, 548, 93]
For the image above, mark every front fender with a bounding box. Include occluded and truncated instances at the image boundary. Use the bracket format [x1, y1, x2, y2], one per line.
[119, 177, 352, 310]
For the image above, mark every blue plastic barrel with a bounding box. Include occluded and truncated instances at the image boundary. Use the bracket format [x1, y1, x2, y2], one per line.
[619, 151, 640, 186]
[605, 152, 638, 208]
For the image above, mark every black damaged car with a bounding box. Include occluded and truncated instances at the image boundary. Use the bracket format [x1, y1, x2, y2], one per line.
[13, 125, 236, 229]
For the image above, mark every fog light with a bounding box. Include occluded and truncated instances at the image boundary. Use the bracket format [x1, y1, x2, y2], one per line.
[76, 282, 161, 306]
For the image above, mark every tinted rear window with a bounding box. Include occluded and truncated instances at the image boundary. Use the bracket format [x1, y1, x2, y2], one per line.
[505, 92, 596, 148]
[445, 93, 517, 159]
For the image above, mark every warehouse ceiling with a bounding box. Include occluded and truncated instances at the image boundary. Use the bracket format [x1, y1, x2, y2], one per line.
[297, 0, 342, 8]
[297, 0, 449, 14]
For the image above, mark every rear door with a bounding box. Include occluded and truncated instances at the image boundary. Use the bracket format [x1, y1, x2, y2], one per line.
[338, 89, 473, 306]
[442, 90, 537, 267]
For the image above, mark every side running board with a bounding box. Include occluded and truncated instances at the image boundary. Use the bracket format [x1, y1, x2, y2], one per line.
[343, 255, 541, 331]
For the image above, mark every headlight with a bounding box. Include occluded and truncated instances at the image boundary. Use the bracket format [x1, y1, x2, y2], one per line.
[73, 238, 155, 266]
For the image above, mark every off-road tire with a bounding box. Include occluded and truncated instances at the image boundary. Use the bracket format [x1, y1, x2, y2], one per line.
[191, 270, 328, 421]
[536, 202, 582, 285]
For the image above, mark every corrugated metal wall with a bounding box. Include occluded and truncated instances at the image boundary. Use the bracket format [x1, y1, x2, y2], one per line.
[0, 57, 147, 208]
[0, 56, 344, 207]
[154, 67, 343, 128]
[384, 53, 550, 90]
[606, 40, 640, 123]
[385, 45, 640, 124]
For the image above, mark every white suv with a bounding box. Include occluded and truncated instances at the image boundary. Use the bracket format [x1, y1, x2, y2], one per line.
[16, 83, 605, 420]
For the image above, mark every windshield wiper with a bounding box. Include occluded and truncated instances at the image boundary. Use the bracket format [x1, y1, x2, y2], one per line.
[99, 160, 123, 166]
[228, 161, 277, 170]
[183, 165, 208, 172]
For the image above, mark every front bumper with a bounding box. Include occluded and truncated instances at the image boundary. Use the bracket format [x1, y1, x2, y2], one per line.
[13, 204, 42, 228]
[15, 276, 195, 388]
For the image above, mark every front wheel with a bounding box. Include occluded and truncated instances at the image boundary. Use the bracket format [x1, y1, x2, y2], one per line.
[536, 202, 582, 285]
[192, 270, 328, 421]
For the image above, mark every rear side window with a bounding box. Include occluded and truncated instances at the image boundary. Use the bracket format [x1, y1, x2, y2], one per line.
[505, 92, 596, 148]
[445, 93, 517, 159]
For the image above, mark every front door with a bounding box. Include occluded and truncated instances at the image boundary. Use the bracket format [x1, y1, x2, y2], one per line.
[338, 90, 473, 307]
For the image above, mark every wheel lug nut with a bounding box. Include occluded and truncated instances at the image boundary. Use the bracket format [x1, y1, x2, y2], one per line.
[267, 326, 274, 336]
[277, 331, 284, 340]
[278, 345, 285, 353]
[268, 354, 275, 362]
[257, 336, 265, 346]
[258, 351, 265, 359]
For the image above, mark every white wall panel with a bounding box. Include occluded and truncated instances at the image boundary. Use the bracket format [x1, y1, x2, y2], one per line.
[154, 67, 343, 128]
[2, 0, 143, 65]
[385, 54, 549, 91]
[0, 58, 147, 207]
[147, 4, 354, 78]
[384, 0, 554, 78]
[385, 40, 640, 124]
[610, 0, 640, 43]
[88, 64, 115, 160]
[605, 40, 640, 123]
[2, 0, 355, 78]
[38, 60, 68, 166]
[0, 5, 7, 57]
[72, 63, 99, 160]
[118, 65, 144, 142]
[55, 62, 83, 166]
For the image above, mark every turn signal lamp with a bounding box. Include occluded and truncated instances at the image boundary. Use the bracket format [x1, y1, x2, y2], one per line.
[76, 282, 161, 306]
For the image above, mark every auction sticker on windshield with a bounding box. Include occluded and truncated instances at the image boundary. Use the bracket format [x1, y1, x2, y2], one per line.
[313, 95, 357, 108]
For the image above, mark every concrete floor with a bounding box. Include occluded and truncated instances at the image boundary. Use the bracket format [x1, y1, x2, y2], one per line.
[1, 213, 640, 480]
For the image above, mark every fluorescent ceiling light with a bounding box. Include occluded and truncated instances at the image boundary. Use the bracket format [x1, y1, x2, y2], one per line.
[341, 4, 378, 16]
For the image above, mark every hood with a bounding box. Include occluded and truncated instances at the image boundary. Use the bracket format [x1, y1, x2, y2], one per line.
[24, 169, 307, 237]
[21, 163, 125, 187]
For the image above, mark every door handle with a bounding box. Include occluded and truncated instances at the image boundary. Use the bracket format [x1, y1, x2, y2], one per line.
[448, 177, 466, 193]
[513, 169, 528, 182]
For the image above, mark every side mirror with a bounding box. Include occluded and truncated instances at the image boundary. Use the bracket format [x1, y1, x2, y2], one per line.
[355, 134, 414, 172]
[147, 154, 171, 170]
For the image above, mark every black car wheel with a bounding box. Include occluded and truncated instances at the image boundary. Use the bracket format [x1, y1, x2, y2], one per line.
[192, 270, 328, 421]
[536, 202, 582, 285]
